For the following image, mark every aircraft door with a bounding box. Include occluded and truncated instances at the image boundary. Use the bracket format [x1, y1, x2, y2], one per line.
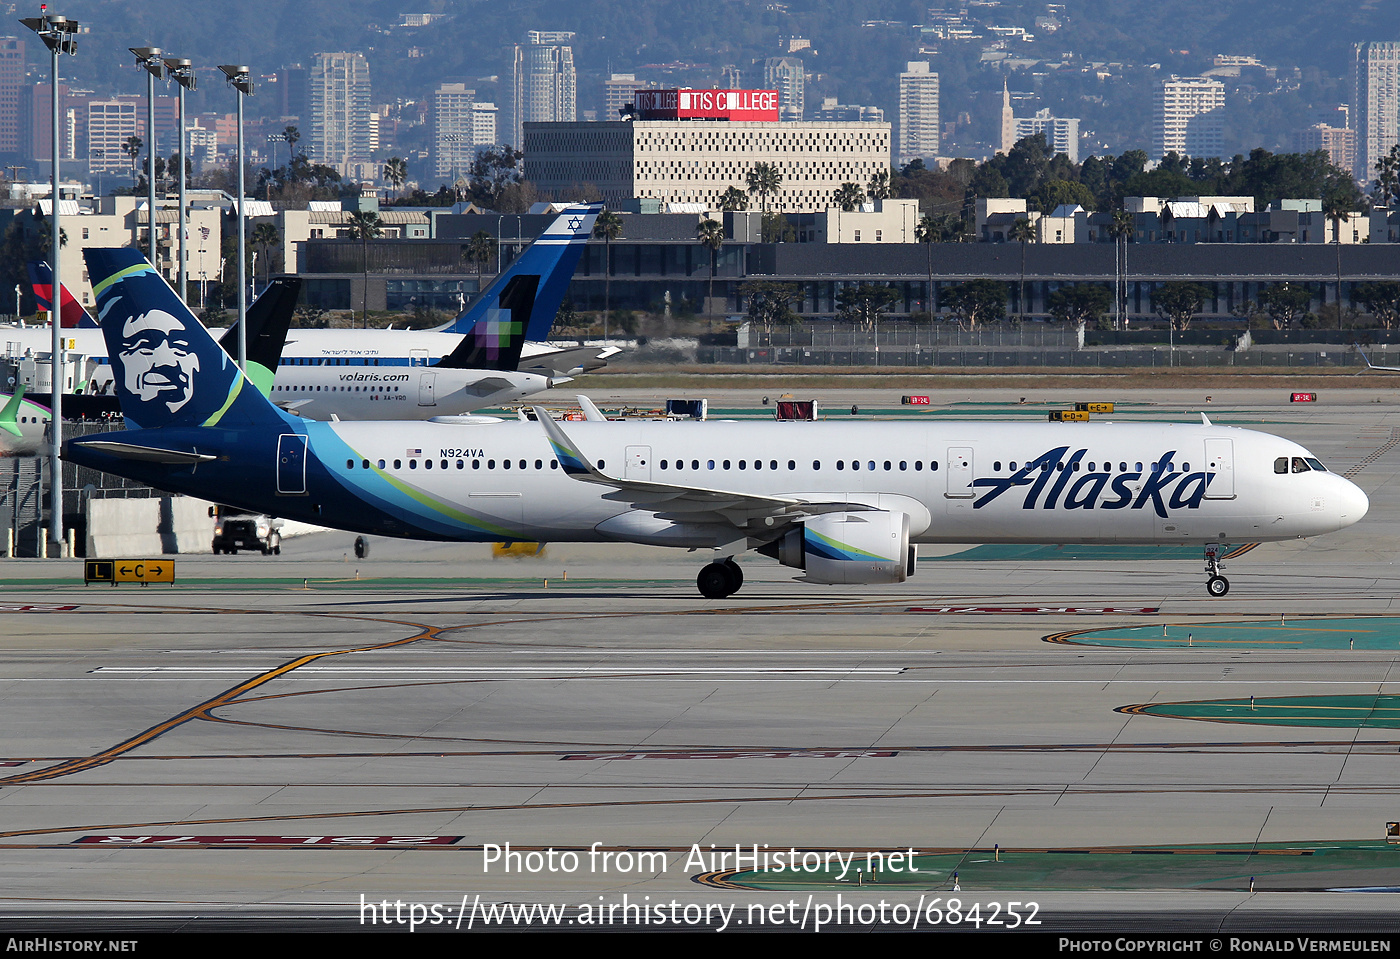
[946, 446, 974, 498]
[418, 372, 437, 407]
[625, 446, 652, 481]
[1204, 438, 1234, 498]
[276, 433, 308, 495]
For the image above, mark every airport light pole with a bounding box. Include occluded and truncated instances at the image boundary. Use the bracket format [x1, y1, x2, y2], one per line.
[21, 7, 78, 558]
[164, 57, 195, 305]
[219, 65, 253, 371]
[129, 48, 164, 269]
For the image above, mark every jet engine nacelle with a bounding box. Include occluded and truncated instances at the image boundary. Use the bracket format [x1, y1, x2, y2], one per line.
[759, 510, 914, 585]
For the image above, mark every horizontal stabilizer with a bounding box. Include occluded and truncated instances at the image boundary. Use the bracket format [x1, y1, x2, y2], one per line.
[69, 439, 216, 464]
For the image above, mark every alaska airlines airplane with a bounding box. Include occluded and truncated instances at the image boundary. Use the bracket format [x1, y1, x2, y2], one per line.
[0, 386, 52, 456]
[2, 206, 609, 417]
[64, 247, 1369, 598]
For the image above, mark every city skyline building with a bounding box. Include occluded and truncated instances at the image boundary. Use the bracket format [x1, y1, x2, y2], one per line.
[897, 61, 939, 165]
[308, 51, 373, 171]
[763, 57, 805, 122]
[511, 31, 576, 148]
[1014, 109, 1080, 162]
[1354, 42, 1400, 183]
[524, 118, 889, 212]
[1152, 75, 1225, 159]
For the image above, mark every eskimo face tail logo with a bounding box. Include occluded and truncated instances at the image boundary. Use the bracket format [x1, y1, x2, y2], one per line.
[119, 309, 200, 413]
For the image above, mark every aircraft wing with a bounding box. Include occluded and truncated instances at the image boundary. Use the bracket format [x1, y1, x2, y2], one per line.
[1356, 346, 1400, 372]
[531, 406, 870, 528]
[518, 345, 618, 378]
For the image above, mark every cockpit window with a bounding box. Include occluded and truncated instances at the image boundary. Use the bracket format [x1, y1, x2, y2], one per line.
[1275, 457, 1288, 474]
[1305, 458, 1327, 472]
[1292, 456, 1310, 473]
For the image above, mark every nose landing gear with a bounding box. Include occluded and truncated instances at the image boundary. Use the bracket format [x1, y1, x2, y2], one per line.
[1204, 544, 1230, 597]
[697, 558, 743, 599]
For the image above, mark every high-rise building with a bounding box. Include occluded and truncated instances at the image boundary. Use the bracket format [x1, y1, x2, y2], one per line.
[87, 99, 139, 178]
[897, 61, 939, 165]
[511, 31, 576, 148]
[0, 36, 23, 157]
[1354, 42, 1400, 183]
[308, 52, 373, 171]
[434, 82, 475, 180]
[764, 57, 804, 121]
[999, 79, 1015, 154]
[1152, 76, 1225, 159]
[1293, 123, 1357, 175]
[603, 73, 652, 121]
[1014, 109, 1080, 162]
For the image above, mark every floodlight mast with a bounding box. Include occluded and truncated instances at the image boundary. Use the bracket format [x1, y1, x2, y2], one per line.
[20, 8, 79, 558]
[129, 47, 163, 267]
[164, 58, 195, 304]
[219, 65, 253, 371]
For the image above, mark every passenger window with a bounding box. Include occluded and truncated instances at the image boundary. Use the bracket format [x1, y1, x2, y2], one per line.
[771, 460, 778, 470]
[899, 461, 907, 471]
[813, 460, 821, 470]
[914, 461, 923, 471]
[535, 460, 542, 470]
[884, 461, 892, 471]
[409, 460, 417, 469]
[788, 460, 795, 470]
[738, 460, 746, 470]
[837, 460, 845, 470]
[394, 459, 402, 469]
[488, 459, 496, 469]
[425, 460, 432, 470]
[868, 461, 875, 471]
[473, 459, 480, 469]
[377, 459, 385, 470]
[708, 460, 715, 470]
[503, 459, 510, 469]
[362, 459, 370, 470]
[346, 459, 354, 469]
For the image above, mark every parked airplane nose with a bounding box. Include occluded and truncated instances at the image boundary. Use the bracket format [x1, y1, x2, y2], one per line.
[1334, 475, 1369, 531]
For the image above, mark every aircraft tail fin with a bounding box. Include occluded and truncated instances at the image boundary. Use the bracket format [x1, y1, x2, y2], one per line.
[83, 248, 291, 432]
[0, 384, 25, 438]
[434, 274, 538, 371]
[27, 261, 96, 328]
[441, 204, 599, 343]
[216, 276, 301, 397]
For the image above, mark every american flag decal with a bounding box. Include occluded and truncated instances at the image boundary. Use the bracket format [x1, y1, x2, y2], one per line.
[406, 448, 421, 456]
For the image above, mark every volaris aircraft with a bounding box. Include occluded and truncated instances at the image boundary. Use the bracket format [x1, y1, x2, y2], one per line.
[64, 247, 1369, 598]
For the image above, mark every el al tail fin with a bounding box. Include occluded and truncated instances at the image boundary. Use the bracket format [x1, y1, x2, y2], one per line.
[27, 261, 96, 328]
[435, 274, 539, 371]
[84, 248, 291, 432]
[442, 204, 600, 343]
[217, 276, 301, 397]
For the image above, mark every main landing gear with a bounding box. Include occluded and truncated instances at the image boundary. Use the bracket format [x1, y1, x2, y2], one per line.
[1204, 544, 1229, 597]
[697, 558, 744, 599]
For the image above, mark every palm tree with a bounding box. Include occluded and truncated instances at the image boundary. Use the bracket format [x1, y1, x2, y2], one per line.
[284, 125, 301, 160]
[592, 209, 622, 343]
[745, 163, 781, 214]
[250, 222, 280, 292]
[913, 213, 939, 319]
[1009, 217, 1036, 322]
[1108, 209, 1134, 329]
[696, 217, 725, 330]
[866, 169, 891, 202]
[382, 156, 407, 199]
[466, 229, 494, 277]
[1322, 192, 1352, 329]
[719, 185, 749, 212]
[122, 136, 143, 190]
[833, 182, 864, 212]
[344, 209, 382, 328]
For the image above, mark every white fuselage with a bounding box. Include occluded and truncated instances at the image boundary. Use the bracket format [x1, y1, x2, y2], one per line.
[1, 325, 564, 419]
[299, 418, 1367, 547]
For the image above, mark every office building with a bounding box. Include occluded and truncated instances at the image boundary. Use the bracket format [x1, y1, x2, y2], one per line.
[524, 116, 889, 213]
[603, 73, 652, 121]
[87, 99, 139, 178]
[1152, 76, 1225, 158]
[1014, 109, 1080, 162]
[763, 57, 805, 121]
[897, 61, 939, 165]
[308, 52, 373, 171]
[511, 31, 576, 148]
[1354, 42, 1400, 182]
[0, 36, 22, 157]
[1293, 123, 1357, 175]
